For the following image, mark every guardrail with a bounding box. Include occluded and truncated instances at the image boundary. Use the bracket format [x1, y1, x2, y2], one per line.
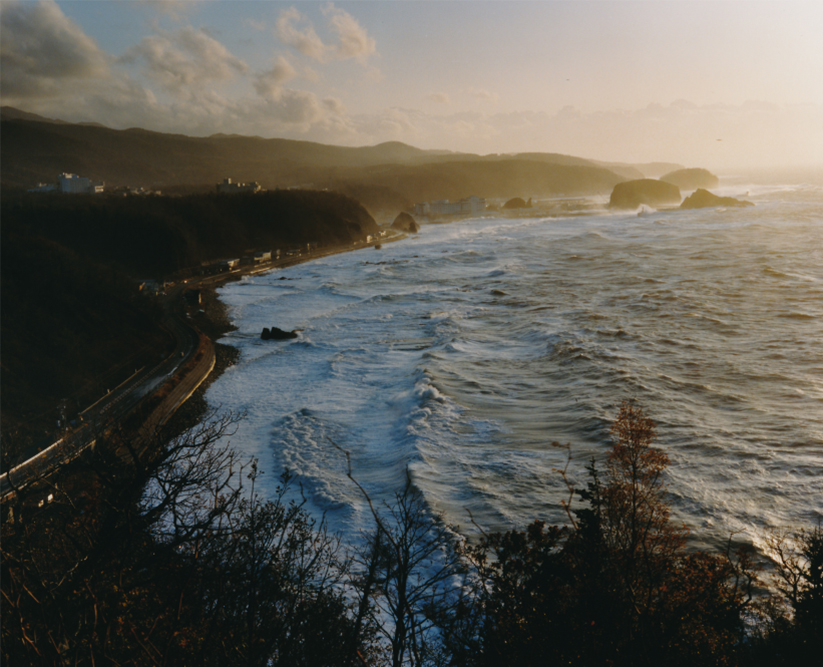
[1, 319, 215, 502]
[1, 231, 407, 502]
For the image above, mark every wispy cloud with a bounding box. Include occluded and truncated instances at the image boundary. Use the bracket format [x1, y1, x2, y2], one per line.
[426, 92, 450, 105]
[276, 3, 376, 64]
[121, 26, 248, 96]
[323, 97, 346, 115]
[3, 2, 818, 169]
[461, 88, 500, 103]
[276, 6, 326, 61]
[322, 2, 375, 63]
[260, 88, 324, 126]
[253, 56, 298, 100]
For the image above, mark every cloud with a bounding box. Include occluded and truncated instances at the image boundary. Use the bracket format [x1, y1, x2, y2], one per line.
[137, 0, 200, 19]
[276, 7, 326, 60]
[462, 88, 500, 103]
[253, 56, 298, 100]
[0, 1, 347, 139]
[323, 97, 346, 115]
[262, 88, 324, 126]
[4, 4, 816, 170]
[303, 66, 321, 83]
[426, 92, 450, 105]
[122, 26, 248, 95]
[276, 3, 375, 63]
[0, 0, 110, 102]
[322, 2, 375, 63]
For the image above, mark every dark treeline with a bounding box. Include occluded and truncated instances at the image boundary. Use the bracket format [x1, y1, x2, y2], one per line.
[0, 190, 379, 467]
[3, 403, 820, 666]
[1, 190, 380, 278]
[0, 222, 173, 468]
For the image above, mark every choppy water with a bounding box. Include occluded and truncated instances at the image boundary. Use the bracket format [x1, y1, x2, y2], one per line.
[207, 179, 823, 553]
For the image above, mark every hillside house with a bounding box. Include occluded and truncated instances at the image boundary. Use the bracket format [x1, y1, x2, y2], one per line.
[216, 178, 262, 194]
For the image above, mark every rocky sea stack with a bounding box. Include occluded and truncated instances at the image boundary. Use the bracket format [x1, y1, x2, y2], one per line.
[680, 189, 754, 209]
[608, 179, 681, 209]
[391, 211, 420, 233]
[503, 197, 532, 209]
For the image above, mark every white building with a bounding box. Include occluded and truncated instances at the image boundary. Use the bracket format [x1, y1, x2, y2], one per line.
[59, 173, 104, 194]
[459, 195, 486, 215]
[254, 251, 272, 263]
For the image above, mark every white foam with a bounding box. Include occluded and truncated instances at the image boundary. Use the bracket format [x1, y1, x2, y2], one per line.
[205, 185, 823, 554]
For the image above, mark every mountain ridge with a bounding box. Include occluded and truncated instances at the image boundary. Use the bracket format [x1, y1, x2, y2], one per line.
[0, 106, 683, 216]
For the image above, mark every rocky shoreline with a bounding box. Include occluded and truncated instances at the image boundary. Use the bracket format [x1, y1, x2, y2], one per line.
[158, 285, 239, 438]
[163, 231, 409, 437]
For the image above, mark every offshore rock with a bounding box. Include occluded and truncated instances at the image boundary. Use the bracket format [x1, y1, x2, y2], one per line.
[391, 212, 419, 233]
[261, 326, 298, 340]
[680, 189, 754, 209]
[503, 197, 532, 209]
[608, 179, 681, 209]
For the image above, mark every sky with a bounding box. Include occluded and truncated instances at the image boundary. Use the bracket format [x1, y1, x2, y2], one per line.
[1, 0, 822, 171]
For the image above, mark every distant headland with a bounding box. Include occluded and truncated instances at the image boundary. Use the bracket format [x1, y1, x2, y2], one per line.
[2, 106, 703, 223]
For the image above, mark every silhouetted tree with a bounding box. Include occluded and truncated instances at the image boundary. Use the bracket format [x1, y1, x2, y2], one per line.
[353, 474, 464, 667]
[744, 525, 823, 666]
[1, 413, 369, 666]
[459, 402, 756, 667]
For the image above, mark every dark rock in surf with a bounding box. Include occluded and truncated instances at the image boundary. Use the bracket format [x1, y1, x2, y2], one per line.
[608, 179, 681, 209]
[391, 212, 419, 233]
[261, 326, 298, 340]
[503, 197, 532, 209]
[680, 189, 754, 209]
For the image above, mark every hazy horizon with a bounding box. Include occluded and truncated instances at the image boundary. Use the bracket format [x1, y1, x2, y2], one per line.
[2, 0, 822, 172]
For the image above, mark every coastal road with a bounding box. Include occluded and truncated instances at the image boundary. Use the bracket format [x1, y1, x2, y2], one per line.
[0, 230, 406, 501]
[0, 292, 212, 500]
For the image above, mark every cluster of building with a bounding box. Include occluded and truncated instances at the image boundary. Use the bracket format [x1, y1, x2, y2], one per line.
[216, 178, 262, 194]
[111, 185, 162, 197]
[198, 249, 286, 276]
[28, 173, 105, 195]
[365, 231, 387, 244]
[413, 195, 486, 218]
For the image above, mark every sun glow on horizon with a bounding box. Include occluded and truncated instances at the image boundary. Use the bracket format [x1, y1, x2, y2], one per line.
[1, 0, 822, 170]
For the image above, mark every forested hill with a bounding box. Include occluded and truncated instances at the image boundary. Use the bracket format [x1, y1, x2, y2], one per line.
[1, 221, 172, 467]
[0, 109, 454, 189]
[1, 189, 378, 464]
[1, 107, 633, 216]
[1, 189, 379, 278]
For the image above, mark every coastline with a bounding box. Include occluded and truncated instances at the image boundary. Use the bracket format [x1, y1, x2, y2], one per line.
[163, 230, 409, 437]
[171, 201, 614, 436]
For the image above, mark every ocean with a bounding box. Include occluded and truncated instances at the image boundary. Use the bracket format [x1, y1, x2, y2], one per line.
[206, 176, 822, 554]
